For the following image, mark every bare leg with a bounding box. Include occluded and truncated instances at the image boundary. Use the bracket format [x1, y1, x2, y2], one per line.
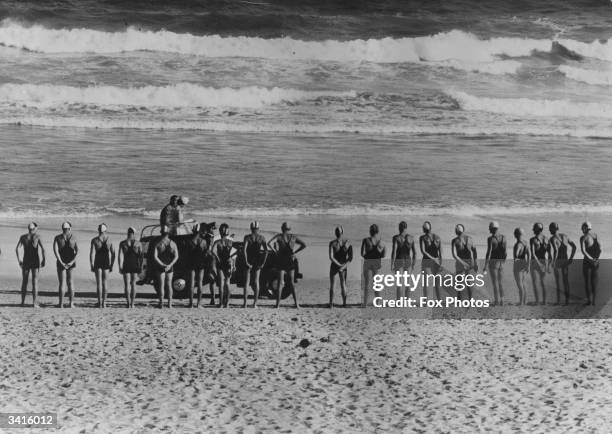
[243, 267, 250, 308]
[252, 268, 260, 308]
[129, 273, 137, 307]
[195, 269, 204, 308]
[208, 278, 216, 306]
[530, 271, 539, 305]
[188, 270, 195, 307]
[31, 268, 39, 307]
[57, 267, 66, 308]
[561, 267, 570, 305]
[339, 270, 347, 307]
[101, 269, 108, 307]
[497, 265, 504, 305]
[553, 268, 561, 305]
[166, 271, 174, 308]
[155, 271, 164, 308]
[123, 272, 130, 307]
[95, 269, 102, 307]
[20, 268, 29, 306]
[539, 273, 546, 305]
[287, 269, 298, 308]
[329, 269, 336, 308]
[276, 270, 286, 308]
[591, 267, 599, 305]
[490, 267, 499, 305]
[66, 268, 75, 308]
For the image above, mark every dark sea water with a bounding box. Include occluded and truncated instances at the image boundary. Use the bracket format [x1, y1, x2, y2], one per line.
[0, 0, 610, 218]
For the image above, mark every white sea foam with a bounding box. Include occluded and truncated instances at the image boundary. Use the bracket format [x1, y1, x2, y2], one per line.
[450, 90, 612, 119]
[0, 83, 355, 109]
[559, 65, 612, 86]
[2, 115, 612, 138]
[137, 204, 612, 218]
[0, 20, 550, 62]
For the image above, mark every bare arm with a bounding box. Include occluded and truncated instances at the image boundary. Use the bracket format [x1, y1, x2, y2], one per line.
[329, 241, 342, 267]
[391, 237, 397, 261]
[267, 235, 279, 253]
[69, 242, 78, 267]
[243, 238, 251, 268]
[118, 243, 124, 272]
[293, 237, 306, 255]
[53, 238, 62, 265]
[15, 238, 23, 266]
[420, 236, 436, 261]
[110, 243, 116, 270]
[39, 241, 46, 267]
[484, 236, 492, 271]
[580, 236, 594, 261]
[152, 244, 165, 268]
[168, 243, 179, 268]
[360, 239, 367, 258]
[568, 238, 577, 261]
[89, 240, 96, 271]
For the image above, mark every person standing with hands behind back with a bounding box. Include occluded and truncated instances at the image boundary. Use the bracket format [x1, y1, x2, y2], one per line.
[361, 224, 386, 307]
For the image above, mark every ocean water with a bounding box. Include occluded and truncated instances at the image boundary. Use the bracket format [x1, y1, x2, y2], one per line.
[0, 0, 611, 220]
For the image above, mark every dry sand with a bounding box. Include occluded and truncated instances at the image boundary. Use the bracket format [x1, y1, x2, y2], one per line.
[1, 279, 612, 433]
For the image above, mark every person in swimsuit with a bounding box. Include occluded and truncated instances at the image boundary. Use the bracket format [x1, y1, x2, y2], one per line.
[268, 222, 306, 308]
[175, 196, 190, 235]
[484, 221, 507, 306]
[187, 223, 212, 308]
[201, 223, 218, 305]
[361, 224, 386, 306]
[118, 227, 142, 308]
[391, 221, 416, 299]
[419, 221, 442, 300]
[160, 195, 180, 235]
[329, 225, 352, 308]
[53, 222, 78, 308]
[451, 224, 475, 300]
[152, 225, 179, 308]
[513, 227, 530, 306]
[213, 223, 236, 308]
[529, 222, 549, 305]
[89, 223, 116, 308]
[15, 222, 46, 307]
[549, 222, 577, 306]
[580, 221, 601, 306]
[243, 221, 268, 308]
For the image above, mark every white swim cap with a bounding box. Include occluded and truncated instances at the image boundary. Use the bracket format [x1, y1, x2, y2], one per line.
[489, 221, 499, 229]
[98, 223, 107, 233]
[28, 222, 37, 230]
[62, 221, 72, 230]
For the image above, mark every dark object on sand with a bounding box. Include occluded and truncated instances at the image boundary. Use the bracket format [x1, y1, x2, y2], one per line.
[136, 223, 302, 300]
[298, 338, 311, 349]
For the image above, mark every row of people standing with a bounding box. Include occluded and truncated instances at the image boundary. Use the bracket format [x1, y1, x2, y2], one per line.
[355, 220, 601, 306]
[14, 220, 307, 309]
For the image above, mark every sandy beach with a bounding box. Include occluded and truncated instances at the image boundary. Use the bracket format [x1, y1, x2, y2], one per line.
[1, 293, 612, 432]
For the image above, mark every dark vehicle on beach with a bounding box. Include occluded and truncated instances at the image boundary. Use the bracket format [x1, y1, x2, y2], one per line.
[136, 223, 301, 300]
